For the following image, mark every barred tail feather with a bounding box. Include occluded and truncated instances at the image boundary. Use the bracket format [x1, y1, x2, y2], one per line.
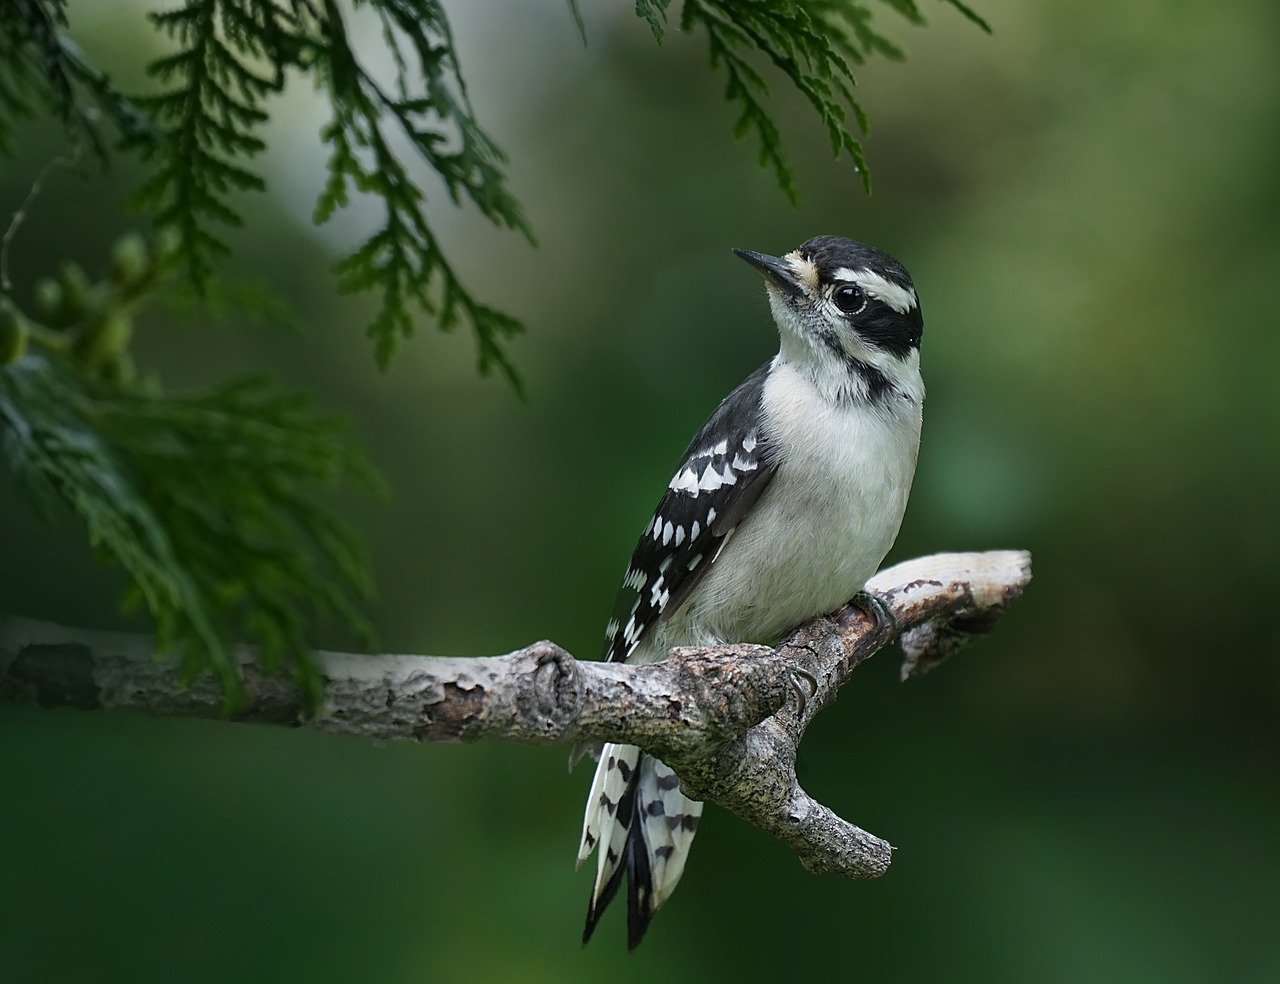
[641, 757, 703, 910]
[579, 743, 704, 949]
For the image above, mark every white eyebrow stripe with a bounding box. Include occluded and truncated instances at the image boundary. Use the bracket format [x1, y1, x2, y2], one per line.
[833, 267, 917, 315]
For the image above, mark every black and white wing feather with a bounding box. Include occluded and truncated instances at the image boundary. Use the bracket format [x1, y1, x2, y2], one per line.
[602, 362, 777, 664]
[581, 362, 777, 949]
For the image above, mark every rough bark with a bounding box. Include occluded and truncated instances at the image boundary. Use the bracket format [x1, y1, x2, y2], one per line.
[0, 549, 1031, 880]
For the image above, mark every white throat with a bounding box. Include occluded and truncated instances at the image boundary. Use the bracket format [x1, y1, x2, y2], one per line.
[767, 289, 924, 410]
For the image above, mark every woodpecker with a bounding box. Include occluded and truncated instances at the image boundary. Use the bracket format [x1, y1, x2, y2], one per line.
[576, 235, 925, 948]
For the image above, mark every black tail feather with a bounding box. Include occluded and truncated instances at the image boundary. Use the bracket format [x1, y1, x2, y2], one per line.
[581, 752, 657, 949]
[624, 819, 655, 950]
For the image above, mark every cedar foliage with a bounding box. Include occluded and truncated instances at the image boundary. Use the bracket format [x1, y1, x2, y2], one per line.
[0, 0, 985, 703]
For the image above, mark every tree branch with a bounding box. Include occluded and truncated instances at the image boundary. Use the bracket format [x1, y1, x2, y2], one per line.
[0, 549, 1031, 879]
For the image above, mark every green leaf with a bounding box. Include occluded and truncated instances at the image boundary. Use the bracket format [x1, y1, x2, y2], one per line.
[0, 352, 379, 708]
[671, 0, 988, 198]
[311, 0, 531, 387]
[939, 0, 992, 33]
[635, 0, 671, 43]
[2, 0, 988, 380]
[127, 0, 280, 293]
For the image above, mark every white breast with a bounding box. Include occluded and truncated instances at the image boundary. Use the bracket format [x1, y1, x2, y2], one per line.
[661, 360, 922, 648]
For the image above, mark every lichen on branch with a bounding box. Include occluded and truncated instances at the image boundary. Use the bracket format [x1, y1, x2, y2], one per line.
[0, 550, 1031, 880]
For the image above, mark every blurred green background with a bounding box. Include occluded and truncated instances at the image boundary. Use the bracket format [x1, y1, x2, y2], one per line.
[3, 0, 1279, 981]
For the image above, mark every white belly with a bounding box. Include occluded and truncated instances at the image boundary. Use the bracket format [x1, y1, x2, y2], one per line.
[659, 362, 922, 649]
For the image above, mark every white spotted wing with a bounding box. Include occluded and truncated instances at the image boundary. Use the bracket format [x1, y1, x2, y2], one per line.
[602, 362, 777, 664]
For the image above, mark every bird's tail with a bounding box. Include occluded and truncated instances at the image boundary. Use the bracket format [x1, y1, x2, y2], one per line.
[577, 742, 703, 949]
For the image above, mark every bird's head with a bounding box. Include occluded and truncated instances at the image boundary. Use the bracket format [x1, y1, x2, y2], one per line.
[734, 235, 924, 405]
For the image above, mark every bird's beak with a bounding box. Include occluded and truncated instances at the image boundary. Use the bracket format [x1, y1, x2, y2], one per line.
[733, 248, 803, 298]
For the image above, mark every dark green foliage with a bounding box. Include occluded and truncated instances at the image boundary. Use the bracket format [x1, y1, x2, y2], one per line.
[0, 353, 377, 706]
[0, 0, 987, 698]
[129, 0, 534, 383]
[680, 0, 991, 198]
[128, 1, 276, 289]
[0, 0, 987, 372]
[0, 0, 532, 382]
[635, 0, 673, 42]
[0, 233, 377, 706]
[0, 1, 154, 159]
[312, 0, 533, 381]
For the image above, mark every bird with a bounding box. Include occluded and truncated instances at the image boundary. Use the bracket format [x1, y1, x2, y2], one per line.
[576, 234, 925, 949]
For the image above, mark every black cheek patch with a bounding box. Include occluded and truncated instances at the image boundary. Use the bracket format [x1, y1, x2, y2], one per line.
[857, 307, 921, 359]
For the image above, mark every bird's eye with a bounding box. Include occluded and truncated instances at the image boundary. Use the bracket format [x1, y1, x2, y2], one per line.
[832, 283, 866, 315]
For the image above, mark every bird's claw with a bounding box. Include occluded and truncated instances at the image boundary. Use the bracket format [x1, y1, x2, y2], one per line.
[785, 664, 819, 716]
[851, 589, 899, 642]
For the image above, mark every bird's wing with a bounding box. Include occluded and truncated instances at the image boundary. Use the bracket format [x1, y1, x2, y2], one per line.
[602, 362, 777, 664]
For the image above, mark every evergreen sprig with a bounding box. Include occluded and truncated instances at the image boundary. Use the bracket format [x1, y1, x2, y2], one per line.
[1, 351, 377, 707]
[0, 0, 155, 159]
[0, 0, 530, 382]
[678, 0, 990, 198]
[312, 0, 533, 381]
[0, 0, 989, 700]
[0, 0, 988, 374]
[0, 234, 378, 705]
[128, 0, 278, 290]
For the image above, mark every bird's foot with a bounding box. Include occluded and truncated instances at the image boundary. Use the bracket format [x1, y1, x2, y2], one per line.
[784, 663, 819, 717]
[850, 589, 899, 643]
